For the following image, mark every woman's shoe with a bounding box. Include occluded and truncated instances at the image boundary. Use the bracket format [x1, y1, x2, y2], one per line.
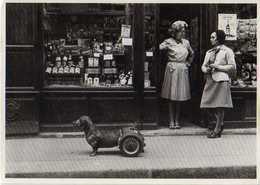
[169, 122, 175, 129]
[175, 124, 181, 129]
[207, 130, 221, 138]
[175, 121, 181, 129]
[217, 131, 222, 138]
[220, 125, 224, 133]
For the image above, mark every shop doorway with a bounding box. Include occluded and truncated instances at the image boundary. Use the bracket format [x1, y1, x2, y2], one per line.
[158, 4, 203, 127]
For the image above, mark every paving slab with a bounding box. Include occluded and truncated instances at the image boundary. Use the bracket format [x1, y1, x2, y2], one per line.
[5, 135, 256, 178]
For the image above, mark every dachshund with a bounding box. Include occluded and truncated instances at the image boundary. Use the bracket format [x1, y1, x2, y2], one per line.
[73, 115, 122, 156]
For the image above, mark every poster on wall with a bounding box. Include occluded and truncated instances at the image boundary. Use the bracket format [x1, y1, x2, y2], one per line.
[121, 24, 131, 38]
[218, 14, 237, 40]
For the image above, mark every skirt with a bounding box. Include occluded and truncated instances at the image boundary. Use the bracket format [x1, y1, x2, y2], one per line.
[161, 62, 191, 101]
[200, 75, 233, 108]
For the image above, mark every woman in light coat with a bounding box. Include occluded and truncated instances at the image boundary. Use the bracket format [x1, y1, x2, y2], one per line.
[200, 30, 236, 138]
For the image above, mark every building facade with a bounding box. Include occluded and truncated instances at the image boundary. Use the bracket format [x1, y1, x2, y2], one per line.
[5, 3, 257, 135]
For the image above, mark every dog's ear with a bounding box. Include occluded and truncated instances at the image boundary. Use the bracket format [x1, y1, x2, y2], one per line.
[80, 115, 90, 123]
[85, 116, 94, 126]
[79, 115, 94, 127]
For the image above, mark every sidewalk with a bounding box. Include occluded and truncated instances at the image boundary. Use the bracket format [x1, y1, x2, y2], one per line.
[5, 128, 256, 178]
[37, 126, 256, 138]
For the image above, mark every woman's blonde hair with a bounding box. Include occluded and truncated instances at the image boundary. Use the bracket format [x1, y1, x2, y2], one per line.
[168, 20, 188, 38]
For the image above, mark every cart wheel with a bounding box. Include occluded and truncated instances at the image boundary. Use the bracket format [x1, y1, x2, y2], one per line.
[120, 136, 142, 157]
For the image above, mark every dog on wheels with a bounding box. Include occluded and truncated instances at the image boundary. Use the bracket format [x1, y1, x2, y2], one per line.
[73, 115, 145, 157]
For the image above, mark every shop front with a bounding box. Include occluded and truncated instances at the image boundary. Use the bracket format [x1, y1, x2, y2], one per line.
[6, 3, 256, 135]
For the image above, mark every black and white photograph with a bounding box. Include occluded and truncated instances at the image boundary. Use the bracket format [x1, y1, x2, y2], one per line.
[1, 1, 258, 184]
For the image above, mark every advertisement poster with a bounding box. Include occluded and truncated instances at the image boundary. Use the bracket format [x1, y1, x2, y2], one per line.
[121, 24, 131, 38]
[218, 14, 237, 40]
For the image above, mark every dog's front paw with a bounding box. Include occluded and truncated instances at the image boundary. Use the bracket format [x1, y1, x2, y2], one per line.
[89, 150, 97, 157]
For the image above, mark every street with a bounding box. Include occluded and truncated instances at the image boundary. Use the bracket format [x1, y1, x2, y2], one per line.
[5, 134, 256, 178]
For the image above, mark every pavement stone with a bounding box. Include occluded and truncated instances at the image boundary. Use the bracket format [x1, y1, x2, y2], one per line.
[5, 135, 256, 178]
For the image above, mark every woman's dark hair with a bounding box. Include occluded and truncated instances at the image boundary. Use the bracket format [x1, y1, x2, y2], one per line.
[215, 30, 226, 44]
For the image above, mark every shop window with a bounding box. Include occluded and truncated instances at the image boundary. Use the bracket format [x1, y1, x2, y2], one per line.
[144, 4, 156, 89]
[218, 4, 257, 89]
[42, 3, 134, 88]
[232, 17, 256, 88]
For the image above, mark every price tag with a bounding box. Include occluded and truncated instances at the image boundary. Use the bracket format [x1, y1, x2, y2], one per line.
[88, 58, 94, 67]
[144, 80, 151, 88]
[94, 53, 101, 57]
[103, 54, 113, 60]
[146, 51, 153, 57]
[93, 58, 99, 67]
[122, 38, 133, 46]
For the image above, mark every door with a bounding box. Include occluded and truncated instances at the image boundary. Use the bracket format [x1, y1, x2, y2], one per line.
[157, 4, 202, 126]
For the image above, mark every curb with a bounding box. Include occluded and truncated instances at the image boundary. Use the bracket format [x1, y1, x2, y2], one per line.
[37, 128, 256, 138]
[6, 166, 256, 178]
[6, 128, 256, 139]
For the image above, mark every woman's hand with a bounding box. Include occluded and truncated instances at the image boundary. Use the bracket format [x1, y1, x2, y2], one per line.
[202, 65, 211, 73]
[209, 63, 220, 70]
[209, 63, 234, 74]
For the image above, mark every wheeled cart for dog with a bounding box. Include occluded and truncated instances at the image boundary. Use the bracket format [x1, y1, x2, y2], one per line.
[73, 116, 145, 157]
[118, 127, 145, 157]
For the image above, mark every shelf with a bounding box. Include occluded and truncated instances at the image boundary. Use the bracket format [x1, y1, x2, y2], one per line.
[231, 86, 256, 93]
[41, 85, 135, 94]
[46, 73, 82, 77]
[44, 10, 127, 16]
[64, 52, 125, 57]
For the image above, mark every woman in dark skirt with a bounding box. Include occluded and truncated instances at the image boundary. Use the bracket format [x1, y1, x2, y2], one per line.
[160, 20, 194, 129]
[200, 30, 236, 138]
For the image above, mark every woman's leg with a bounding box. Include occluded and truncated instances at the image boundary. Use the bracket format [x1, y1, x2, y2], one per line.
[214, 108, 224, 133]
[169, 101, 175, 128]
[175, 101, 181, 128]
[208, 108, 221, 138]
[219, 108, 225, 133]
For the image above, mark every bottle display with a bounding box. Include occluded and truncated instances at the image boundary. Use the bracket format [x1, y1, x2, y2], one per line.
[43, 4, 133, 88]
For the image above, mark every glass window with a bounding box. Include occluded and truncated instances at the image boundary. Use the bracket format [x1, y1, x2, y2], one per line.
[42, 3, 134, 88]
[144, 4, 156, 89]
[232, 17, 257, 88]
[218, 4, 257, 89]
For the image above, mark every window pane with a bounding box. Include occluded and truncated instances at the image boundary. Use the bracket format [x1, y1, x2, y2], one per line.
[144, 4, 156, 89]
[43, 3, 134, 88]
